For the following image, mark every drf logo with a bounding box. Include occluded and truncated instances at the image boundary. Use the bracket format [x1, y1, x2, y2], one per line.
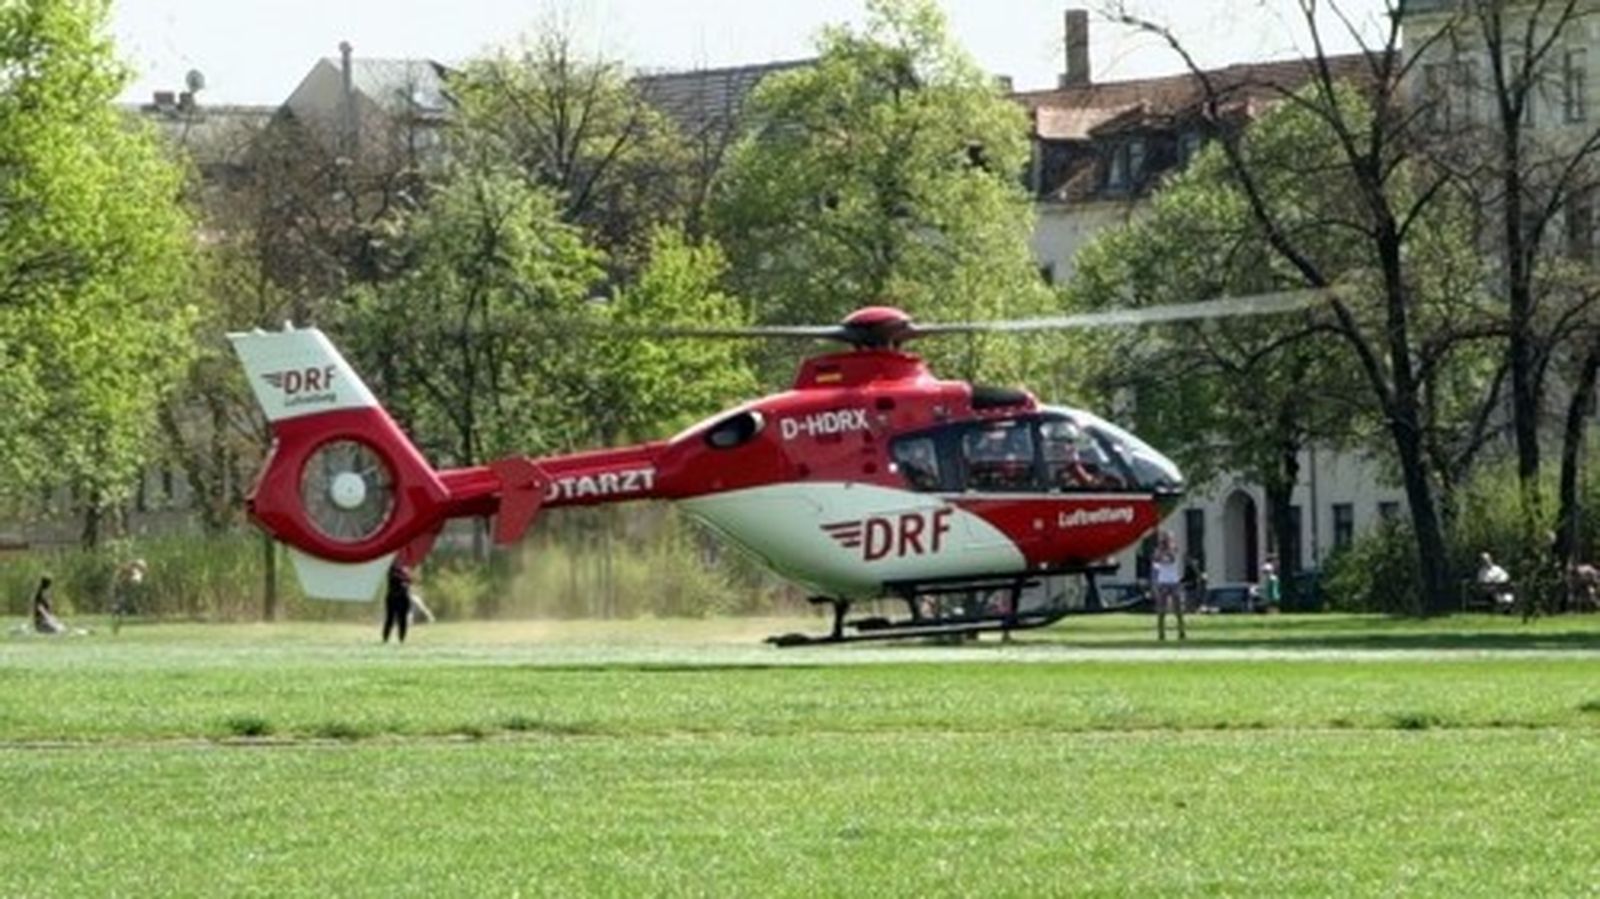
[822, 508, 953, 561]
[262, 366, 338, 407]
[262, 366, 337, 396]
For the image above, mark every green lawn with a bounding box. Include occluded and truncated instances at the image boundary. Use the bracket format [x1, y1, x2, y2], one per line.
[1, 615, 1597, 895]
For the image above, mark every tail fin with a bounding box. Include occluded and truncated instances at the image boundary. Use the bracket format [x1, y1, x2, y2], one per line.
[230, 326, 450, 601]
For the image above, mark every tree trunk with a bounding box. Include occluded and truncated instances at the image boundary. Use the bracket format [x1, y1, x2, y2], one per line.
[1390, 410, 1453, 615]
[262, 532, 279, 622]
[1554, 341, 1600, 602]
[80, 490, 103, 550]
[1265, 438, 1303, 578]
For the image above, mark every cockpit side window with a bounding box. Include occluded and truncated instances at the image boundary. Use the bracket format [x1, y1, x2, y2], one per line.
[962, 421, 1037, 492]
[1039, 416, 1132, 491]
[891, 436, 943, 491]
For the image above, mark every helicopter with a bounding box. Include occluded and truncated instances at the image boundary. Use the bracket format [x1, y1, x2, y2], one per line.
[229, 290, 1321, 645]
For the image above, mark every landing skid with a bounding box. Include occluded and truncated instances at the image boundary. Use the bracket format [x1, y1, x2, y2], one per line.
[767, 569, 1124, 647]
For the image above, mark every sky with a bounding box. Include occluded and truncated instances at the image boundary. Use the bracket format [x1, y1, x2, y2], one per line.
[111, 0, 1392, 106]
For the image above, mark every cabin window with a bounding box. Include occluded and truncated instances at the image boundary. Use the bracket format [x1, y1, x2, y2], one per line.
[962, 421, 1036, 492]
[705, 411, 764, 449]
[891, 436, 943, 491]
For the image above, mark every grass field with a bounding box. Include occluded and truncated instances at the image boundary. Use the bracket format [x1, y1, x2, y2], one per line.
[2, 613, 1597, 896]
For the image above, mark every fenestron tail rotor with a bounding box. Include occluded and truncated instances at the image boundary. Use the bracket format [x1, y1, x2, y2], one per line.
[299, 439, 396, 543]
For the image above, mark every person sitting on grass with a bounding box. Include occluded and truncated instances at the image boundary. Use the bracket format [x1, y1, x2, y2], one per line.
[33, 576, 68, 635]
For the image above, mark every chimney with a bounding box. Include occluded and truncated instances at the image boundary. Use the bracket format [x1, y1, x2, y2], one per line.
[338, 40, 358, 154]
[1061, 9, 1090, 87]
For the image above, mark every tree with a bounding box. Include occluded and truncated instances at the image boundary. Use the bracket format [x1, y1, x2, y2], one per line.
[713, 0, 1053, 385]
[1425, 2, 1600, 586]
[451, 27, 693, 269]
[1072, 86, 1500, 593]
[592, 227, 757, 443]
[0, 0, 197, 544]
[340, 164, 605, 468]
[1112, 1, 1506, 612]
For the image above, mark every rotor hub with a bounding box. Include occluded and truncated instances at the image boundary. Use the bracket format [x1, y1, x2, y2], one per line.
[330, 471, 368, 510]
[839, 306, 915, 349]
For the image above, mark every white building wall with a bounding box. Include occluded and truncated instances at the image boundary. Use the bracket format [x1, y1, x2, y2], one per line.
[1031, 199, 1144, 283]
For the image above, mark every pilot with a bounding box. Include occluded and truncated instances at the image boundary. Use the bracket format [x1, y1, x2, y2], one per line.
[898, 440, 940, 491]
[1041, 420, 1097, 489]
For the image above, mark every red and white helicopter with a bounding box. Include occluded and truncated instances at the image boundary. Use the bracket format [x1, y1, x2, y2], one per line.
[230, 291, 1317, 645]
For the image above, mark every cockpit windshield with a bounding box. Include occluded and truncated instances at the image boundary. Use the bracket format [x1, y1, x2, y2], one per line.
[1043, 408, 1184, 493]
[886, 409, 1184, 495]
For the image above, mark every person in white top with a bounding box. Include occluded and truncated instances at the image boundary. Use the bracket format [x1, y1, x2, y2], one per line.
[1476, 552, 1514, 611]
[1152, 531, 1186, 641]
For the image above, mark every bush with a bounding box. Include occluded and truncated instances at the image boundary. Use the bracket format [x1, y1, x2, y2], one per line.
[1322, 519, 1423, 614]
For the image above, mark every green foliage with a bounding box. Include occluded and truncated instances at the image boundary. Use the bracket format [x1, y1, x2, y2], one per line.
[1322, 520, 1424, 615]
[592, 227, 757, 441]
[341, 164, 606, 463]
[1323, 453, 1600, 614]
[0, 534, 308, 620]
[0, 0, 198, 515]
[0, 511, 785, 621]
[713, 0, 1052, 384]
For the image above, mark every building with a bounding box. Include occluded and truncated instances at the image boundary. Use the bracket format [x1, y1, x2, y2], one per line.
[1013, 10, 1407, 581]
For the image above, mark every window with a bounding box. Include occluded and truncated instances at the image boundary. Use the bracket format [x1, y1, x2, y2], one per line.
[1178, 130, 1203, 167]
[1039, 418, 1129, 491]
[1184, 507, 1206, 572]
[1106, 146, 1127, 191]
[1332, 503, 1355, 550]
[1285, 505, 1303, 574]
[892, 436, 943, 492]
[1457, 60, 1478, 125]
[1378, 501, 1401, 523]
[161, 467, 175, 503]
[1568, 188, 1594, 260]
[1566, 48, 1588, 123]
[1105, 138, 1147, 193]
[704, 411, 764, 449]
[1038, 263, 1056, 286]
[1423, 62, 1449, 131]
[962, 421, 1036, 492]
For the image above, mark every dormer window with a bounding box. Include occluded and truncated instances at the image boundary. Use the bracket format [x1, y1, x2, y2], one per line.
[1106, 137, 1146, 192]
[1179, 130, 1203, 166]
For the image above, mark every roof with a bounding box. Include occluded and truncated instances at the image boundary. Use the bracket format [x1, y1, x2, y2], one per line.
[323, 57, 453, 113]
[635, 58, 812, 137]
[130, 103, 277, 168]
[1016, 54, 1375, 139]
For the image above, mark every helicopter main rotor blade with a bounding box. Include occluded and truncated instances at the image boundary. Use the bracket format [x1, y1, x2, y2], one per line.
[910, 288, 1334, 336]
[618, 324, 851, 340]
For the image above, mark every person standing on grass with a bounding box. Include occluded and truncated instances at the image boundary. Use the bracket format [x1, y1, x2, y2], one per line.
[383, 562, 413, 644]
[112, 558, 147, 635]
[1152, 531, 1186, 641]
